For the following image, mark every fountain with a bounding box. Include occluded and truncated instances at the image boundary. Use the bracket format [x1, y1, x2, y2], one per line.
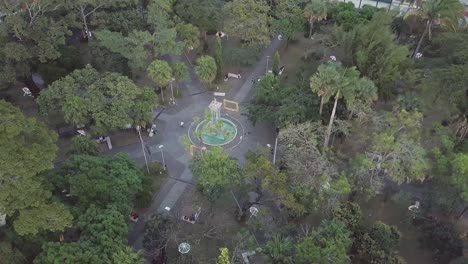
[194, 99, 238, 146]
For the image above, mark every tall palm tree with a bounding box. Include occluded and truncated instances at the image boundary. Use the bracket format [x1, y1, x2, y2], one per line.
[303, 0, 328, 38]
[406, 0, 464, 58]
[311, 63, 377, 149]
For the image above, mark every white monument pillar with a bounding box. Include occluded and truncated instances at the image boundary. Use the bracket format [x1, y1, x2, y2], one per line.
[208, 98, 222, 124]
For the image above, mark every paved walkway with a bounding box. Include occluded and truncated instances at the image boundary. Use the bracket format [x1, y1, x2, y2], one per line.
[122, 37, 283, 250]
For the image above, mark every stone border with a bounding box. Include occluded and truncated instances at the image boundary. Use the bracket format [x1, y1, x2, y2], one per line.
[195, 118, 238, 146]
[188, 113, 245, 151]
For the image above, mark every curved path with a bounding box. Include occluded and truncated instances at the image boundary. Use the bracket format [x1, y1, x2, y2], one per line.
[108, 37, 284, 250]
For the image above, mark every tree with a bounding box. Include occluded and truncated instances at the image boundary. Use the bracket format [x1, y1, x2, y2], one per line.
[38, 65, 156, 134]
[217, 248, 231, 264]
[247, 73, 282, 126]
[0, 4, 70, 96]
[148, 60, 173, 88]
[214, 36, 224, 81]
[94, 30, 152, 73]
[240, 150, 300, 218]
[333, 202, 363, 231]
[143, 214, 172, 252]
[172, 62, 189, 95]
[416, 217, 463, 263]
[0, 101, 72, 236]
[174, 0, 223, 38]
[352, 110, 429, 196]
[405, 0, 464, 58]
[303, 0, 328, 38]
[264, 235, 294, 264]
[35, 241, 101, 264]
[310, 62, 377, 149]
[69, 136, 100, 156]
[63, 0, 136, 36]
[334, 12, 410, 99]
[78, 205, 128, 260]
[176, 23, 200, 51]
[273, 0, 304, 41]
[195, 55, 217, 85]
[60, 154, 143, 213]
[0, 241, 27, 264]
[272, 51, 280, 76]
[223, 0, 271, 47]
[191, 147, 242, 202]
[278, 121, 335, 187]
[353, 222, 405, 264]
[112, 247, 145, 264]
[295, 220, 352, 264]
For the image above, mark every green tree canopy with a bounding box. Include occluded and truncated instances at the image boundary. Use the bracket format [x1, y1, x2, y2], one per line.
[273, 0, 304, 41]
[60, 154, 143, 213]
[195, 55, 217, 84]
[174, 0, 223, 34]
[264, 235, 294, 263]
[176, 23, 201, 51]
[223, 0, 271, 47]
[191, 147, 242, 202]
[173, 62, 189, 83]
[303, 0, 328, 37]
[0, 101, 72, 236]
[35, 241, 101, 264]
[147, 60, 173, 88]
[353, 221, 405, 264]
[0, 4, 70, 95]
[311, 62, 377, 148]
[38, 65, 156, 134]
[334, 12, 410, 99]
[217, 248, 231, 264]
[352, 110, 429, 196]
[405, 0, 464, 58]
[295, 220, 352, 264]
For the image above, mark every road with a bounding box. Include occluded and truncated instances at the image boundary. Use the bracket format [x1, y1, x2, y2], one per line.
[112, 37, 284, 250]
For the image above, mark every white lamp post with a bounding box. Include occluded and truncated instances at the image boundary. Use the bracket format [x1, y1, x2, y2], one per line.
[170, 78, 176, 105]
[136, 126, 150, 174]
[159, 145, 166, 170]
[265, 56, 270, 74]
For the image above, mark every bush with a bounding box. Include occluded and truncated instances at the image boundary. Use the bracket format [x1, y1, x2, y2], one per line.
[69, 136, 99, 156]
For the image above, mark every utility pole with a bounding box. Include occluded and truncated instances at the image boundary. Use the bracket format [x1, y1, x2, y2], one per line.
[159, 145, 166, 170]
[273, 128, 279, 165]
[136, 126, 150, 174]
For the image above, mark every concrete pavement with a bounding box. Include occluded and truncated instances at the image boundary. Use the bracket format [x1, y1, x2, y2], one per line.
[123, 37, 284, 250]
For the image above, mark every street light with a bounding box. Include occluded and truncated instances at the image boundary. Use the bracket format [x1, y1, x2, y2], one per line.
[265, 56, 270, 74]
[273, 128, 279, 165]
[136, 126, 150, 174]
[170, 78, 176, 105]
[159, 145, 166, 170]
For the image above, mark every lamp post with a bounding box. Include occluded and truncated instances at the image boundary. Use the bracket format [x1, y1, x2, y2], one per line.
[159, 145, 166, 170]
[136, 126, 150, 174]
[170, 78, 176, 105]
[273, 128, 279, 165]
[266, 56, 270, 74]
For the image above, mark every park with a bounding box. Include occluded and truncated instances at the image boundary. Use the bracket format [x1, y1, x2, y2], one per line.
[0, 0, 467, 263]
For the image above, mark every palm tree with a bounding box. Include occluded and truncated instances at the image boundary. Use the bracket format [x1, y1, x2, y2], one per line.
[311, 63, 376, 149]
[406, 0, 464, 58]
[264, 235, 294, 264]
[147, 60, 173, 103]
[303, 0, 328, 38]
